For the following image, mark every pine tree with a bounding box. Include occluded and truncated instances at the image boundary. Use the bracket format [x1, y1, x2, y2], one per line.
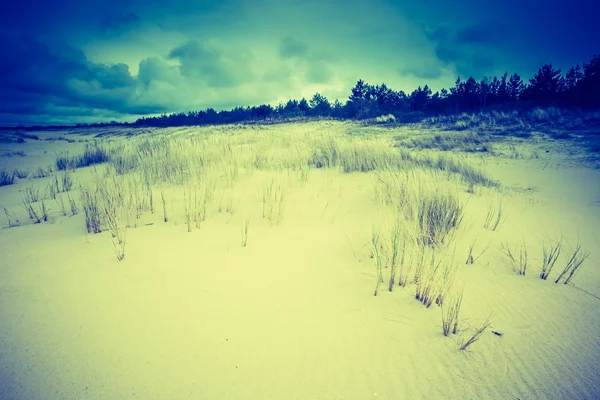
[579, 54, 600, 108]
[309, 93, 331, 116]
[507, 73, 525, 102]
[522, 64, 563, 104]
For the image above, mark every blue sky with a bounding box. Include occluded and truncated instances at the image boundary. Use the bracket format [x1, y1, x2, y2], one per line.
[1, 0, 598, 125]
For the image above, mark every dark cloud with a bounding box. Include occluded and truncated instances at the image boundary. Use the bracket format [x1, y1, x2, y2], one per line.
[138, 57, 180, 87]
[472, 56, 494, 70]
[423, 24, 450, 43]
[2, 0, 599, 125]
[434, 46, 461, 63]
[90, 64, 136, 89]
[0, 33, 169, 123]
[398, 63, 444, 80]
[99, 11, 141, 36]
[278, 37, 309, 59]
[0, 34, 88, 96]
[454, 24, 505, 45]
[424, 23, 502, 78]
[168, 40, 252, 87]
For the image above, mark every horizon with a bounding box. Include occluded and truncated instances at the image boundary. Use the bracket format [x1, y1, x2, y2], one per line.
[2, 0, 599, 126]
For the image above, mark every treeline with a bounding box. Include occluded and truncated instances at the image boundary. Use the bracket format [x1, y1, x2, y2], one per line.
[88, 54, 600, 128]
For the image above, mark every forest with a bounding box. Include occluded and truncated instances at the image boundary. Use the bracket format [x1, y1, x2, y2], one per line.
[20, 54, 600, 129]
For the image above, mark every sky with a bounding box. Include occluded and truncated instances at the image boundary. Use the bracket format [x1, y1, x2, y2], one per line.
[1, 0, 598, 126]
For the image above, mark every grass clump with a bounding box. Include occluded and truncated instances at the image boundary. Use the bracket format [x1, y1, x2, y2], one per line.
[79, 171, 132, 260]
[77, 141, 110, 167]
[68, 194, 78, 215]
[1, 205, 20, 227]
[22, 195, 49, 224]
[23, 186, 41, 203]
[32, 165, 52, 178]
[414, 246, 457, 307]
[0, 169, 15, 186]
[55, 196, 68, 216]
[431, 154, 497, 188]
[56, 151, 76, 170]
[502, 240, 528, 275]
[241, 217, 250, 247]
[483, 199, 505, 231]
[417, 190, 464, 247]
[160, 189, 169, 223]
[309, 137, 340, 169]
[459, 314, 493, 351]
[466, 239, 491, 265]
[262, 178, 286, 225]
[540, 238, 561, 280]
[56, 142, 111, 171]
[387, 222, 401, 291]
[13, 169, 29, 179]
[371, 228, 384, 296]
[554, 242, 589, 284]
[441, 287, 464, 336]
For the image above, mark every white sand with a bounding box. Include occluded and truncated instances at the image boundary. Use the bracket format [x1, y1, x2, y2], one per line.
[0, 122, 599, 399]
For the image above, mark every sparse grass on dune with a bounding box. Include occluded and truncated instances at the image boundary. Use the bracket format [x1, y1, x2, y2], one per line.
[465, 239, 491, 265]
[371, 227, 384, 296]
[555, 242, 590, 284]
[307, 131, 497, 188]
[262, 177, 286, 225]
[13, 168, 29, 179]
[78, 168, 139, 260]
[484, 198, 505, 231]
[21, 188, 49, 224]
[374, 169, 465, 248]
[540, 238, 562, 280]
[55, 151, 77, 171]
[459, 314, 493, 351]
[32, 165, 53, 178]
[6, 118, 599, 394]
[0, 169, 15, 186]
[400, 130, 491, 153]
[502, 240, 528, 275]
[241, 217, 250, 247]
[419, 110, 527, 133]
[1, 204, 20, 227]
[441, 286, 464, 336]
[371, 180, 460, 307]
[416, 190, 464, 247]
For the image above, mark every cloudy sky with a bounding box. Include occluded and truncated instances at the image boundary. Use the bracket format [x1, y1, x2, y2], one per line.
[1, 0, 598, 126]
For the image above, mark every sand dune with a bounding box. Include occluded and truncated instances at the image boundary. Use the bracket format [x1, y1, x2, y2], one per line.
[0, 121, 598, 399]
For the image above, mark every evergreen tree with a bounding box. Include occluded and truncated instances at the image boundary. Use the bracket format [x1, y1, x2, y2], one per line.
[284, 99, 301, 117]
[298, 98, 310, 115]
[497, 72, 509, 104]
[309, 93, 331, 116]
[348, 79, 371, 118]
[579, 54, 600, 108]
[409, 85, 432, 111]
[522, 64, 563, 104]
[507, 73, 525, 102]
[478, 77, 492, 108]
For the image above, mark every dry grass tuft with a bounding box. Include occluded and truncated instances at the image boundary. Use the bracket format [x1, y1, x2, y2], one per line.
[502, 240, 528, 275]
[441, 287, 464, 336]
[459, 314, 493, 351]
[554, 242, 589, 284]
[540, 238, 561, 280]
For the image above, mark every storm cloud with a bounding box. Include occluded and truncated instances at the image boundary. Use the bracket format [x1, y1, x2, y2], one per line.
[1, 0, 599, 125]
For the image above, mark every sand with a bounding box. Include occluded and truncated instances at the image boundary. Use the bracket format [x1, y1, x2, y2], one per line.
[0, 121, 599, 399]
